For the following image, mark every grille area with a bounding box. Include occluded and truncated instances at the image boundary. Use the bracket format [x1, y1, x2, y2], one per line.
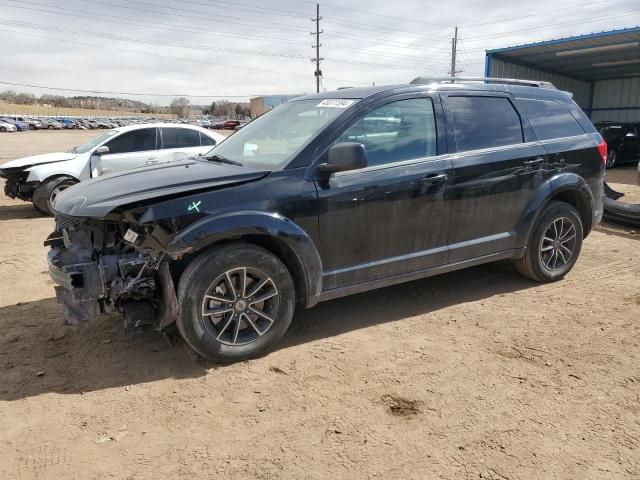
[55, 212, 84, 231]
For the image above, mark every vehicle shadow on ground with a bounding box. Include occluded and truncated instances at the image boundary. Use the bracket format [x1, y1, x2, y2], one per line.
[596, 222, 640, 241]
[0, 203, 46, 221]
[0, 263, 536, 401]
[606, 166, 639, 187]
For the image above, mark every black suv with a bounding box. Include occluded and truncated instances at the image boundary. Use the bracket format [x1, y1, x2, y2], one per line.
[594, 122, 640, 168]
[47, 78, 606, 362]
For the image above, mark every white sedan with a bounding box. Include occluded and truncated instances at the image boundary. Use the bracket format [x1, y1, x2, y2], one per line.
[0, 123, 225, 214]
[0, 120, 17, 132]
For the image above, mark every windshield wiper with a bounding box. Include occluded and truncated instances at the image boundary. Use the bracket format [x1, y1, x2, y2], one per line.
[203, 154, 243, 167]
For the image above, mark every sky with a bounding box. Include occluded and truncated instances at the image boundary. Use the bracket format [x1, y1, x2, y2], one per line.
[0, 0, 638, 105]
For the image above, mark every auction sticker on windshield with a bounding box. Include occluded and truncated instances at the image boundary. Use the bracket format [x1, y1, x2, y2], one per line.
[317, 99, 356, 108]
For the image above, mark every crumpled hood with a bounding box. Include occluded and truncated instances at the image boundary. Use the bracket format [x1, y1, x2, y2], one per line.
[0, 152, 77, 173]
[54, 158, 269, 218]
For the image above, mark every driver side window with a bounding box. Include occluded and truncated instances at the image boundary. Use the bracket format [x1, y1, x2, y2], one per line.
[336, 97, 437, 167]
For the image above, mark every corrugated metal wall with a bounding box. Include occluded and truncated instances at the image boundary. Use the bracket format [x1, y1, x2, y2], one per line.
[591, 77, 640, 122]
[489, 57, 591, 107]
[488, 57, 640, 122]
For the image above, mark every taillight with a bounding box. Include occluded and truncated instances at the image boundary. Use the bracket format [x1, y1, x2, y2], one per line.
[597, 139, 607, 166]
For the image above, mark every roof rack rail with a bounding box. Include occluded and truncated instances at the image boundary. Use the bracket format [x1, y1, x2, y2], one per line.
[409, 76, 557, 89]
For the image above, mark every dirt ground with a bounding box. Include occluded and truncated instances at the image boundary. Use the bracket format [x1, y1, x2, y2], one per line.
[0, 131, 639, 480]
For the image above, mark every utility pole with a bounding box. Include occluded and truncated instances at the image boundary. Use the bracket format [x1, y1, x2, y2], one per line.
[449, 26, 461, 78]
[311, 3, 323, 93]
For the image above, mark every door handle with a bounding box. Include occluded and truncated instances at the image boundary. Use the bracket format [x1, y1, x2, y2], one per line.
[145, 158, 158, 165]
[420, 173, 448, 184]
[524, 158, 544, 168]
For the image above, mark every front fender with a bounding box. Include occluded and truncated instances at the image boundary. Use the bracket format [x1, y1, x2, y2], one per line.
[517, 172, 595, 248]
[168, 211, 324, 307]
[26, 155, 90, 182]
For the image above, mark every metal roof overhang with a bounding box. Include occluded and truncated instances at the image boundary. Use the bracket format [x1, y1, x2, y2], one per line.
[486, 26, 640, 81]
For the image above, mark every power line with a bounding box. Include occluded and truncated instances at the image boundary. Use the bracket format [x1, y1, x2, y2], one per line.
[2, 1, 453, 64]
[0, 80, 259, 98]
[460, 0, 611, 28]
[0, 27, 359, 84]
[463, 10, 640, 42]
[0, 0, 308, 45]
[277, 0, 448, 28]
[0, 18, 310, 60]
[79, 0, 311, 33]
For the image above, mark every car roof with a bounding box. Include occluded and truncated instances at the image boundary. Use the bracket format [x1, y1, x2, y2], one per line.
[113, 122, 215, 135]
[294, 80, 568, 103]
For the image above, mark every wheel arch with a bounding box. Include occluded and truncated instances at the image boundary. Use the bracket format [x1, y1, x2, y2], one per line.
[517, 173, 595, 250]
[168, 212, 323, 308]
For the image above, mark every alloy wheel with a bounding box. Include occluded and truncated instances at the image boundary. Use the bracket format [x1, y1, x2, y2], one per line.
[49, 183, 73, 206]
[540, 217, 577, 271]
[200, 267, 279, 346]
[606, 150, 616, 168]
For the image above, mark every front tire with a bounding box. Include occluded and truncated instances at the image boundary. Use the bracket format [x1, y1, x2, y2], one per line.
[32, 176, 78, 216]
[514, 201, 583, 282]
[177, 243, 295, 362]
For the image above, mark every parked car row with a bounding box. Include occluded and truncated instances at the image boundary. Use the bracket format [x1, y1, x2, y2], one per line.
[0, 115, 173, 132]
[0, 115, 250, 133]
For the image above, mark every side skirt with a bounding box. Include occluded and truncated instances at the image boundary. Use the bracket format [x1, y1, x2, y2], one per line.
[318, 249, 524, 303]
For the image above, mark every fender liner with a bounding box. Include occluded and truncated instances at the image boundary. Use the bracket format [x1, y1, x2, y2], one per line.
[167, 211, 323, 308]
[516, 173, 595, 251]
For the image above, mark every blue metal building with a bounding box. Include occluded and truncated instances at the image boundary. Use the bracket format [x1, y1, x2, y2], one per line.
[485, 26, 640, 122]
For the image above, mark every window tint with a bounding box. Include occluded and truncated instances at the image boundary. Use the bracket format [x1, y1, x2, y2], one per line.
[200, 132, 216, 146]
[448, 96, 523, 152]
[336, 97, 437, 167]
[162, 128, 202, 149]
[105, 128, 157, 154]
[517, 98, 585, 140]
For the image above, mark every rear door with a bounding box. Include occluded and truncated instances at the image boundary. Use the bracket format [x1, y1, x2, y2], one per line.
[158, 127, 210, 162]
[316, 94, 452, 289]
[442, 93, 547, 262]
[97, 128, 159, 175]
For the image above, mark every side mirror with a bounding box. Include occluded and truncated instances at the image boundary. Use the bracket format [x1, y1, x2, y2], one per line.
[94, 145, 110, 155]
[318, 142, 368, 174]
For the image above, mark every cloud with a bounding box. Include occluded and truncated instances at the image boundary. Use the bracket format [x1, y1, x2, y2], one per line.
[0, 0, 637, 104]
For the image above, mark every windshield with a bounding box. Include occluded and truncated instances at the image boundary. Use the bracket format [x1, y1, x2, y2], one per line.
[203, 98, 357, 169]
[69, 130, 118, 154]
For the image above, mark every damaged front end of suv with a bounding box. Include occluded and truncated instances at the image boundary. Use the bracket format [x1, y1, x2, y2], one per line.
[45, 157, 272, 332]
[46, 213, 179, 330]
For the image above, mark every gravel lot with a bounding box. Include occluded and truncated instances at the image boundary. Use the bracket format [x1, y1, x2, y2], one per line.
[1, 131, 639, 479]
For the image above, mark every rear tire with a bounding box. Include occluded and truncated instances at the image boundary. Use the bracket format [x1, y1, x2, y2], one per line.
[606, 149, 617, 168]
[0, 127, 5, 132]
[514, 201, 583, 282]
[177, 243, 295, 363]
[32, 176, 77, 216]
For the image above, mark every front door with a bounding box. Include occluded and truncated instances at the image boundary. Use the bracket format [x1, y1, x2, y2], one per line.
[316, 95, 452, 289]
[96, 127, 159, 175]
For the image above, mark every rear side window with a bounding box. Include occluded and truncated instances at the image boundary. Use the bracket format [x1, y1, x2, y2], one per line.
[517, 98, 585, 140]
[162, 128, 202, 149]
[200, 132, 216, 146]
[448, 96, 523, 152]
[105, 128, 157, 154]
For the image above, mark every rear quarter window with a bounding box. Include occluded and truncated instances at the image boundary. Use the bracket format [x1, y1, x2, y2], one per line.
[448, 96, 524, 152]
[517, 98, 585, 140]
